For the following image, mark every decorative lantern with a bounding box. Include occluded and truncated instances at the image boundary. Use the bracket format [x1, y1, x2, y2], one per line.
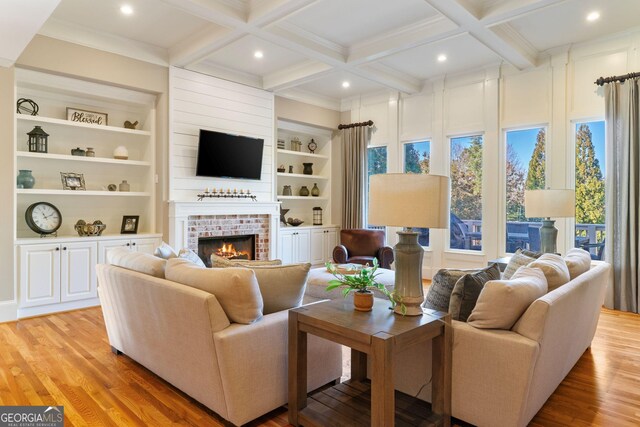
[27, 126, 49, 153]
[313, 207, 323, 226]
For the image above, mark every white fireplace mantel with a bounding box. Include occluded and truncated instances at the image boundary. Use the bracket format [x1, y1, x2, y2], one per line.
[168, 200, 280, 258]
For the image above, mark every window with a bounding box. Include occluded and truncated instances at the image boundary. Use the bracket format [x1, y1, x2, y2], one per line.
[505, 127, 546, 253]
[450, 136, 483, 251]
[403, 140, 431, 245]
[574, 121, 605, 260]
[367, 146, 387, 229]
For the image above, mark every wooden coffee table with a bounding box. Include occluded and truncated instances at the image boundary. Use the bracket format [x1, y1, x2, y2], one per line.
[288, 298, 451, 427]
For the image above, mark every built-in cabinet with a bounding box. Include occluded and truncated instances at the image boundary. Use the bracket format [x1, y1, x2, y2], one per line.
[278, 226, 338, 266]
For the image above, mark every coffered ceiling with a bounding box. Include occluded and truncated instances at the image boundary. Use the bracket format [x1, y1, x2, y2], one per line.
[6, 0, 640, 109]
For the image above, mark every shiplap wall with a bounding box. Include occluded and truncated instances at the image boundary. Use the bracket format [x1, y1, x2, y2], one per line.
[169, 67, 274, 201]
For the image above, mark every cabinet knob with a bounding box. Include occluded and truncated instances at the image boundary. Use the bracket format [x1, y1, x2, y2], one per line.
[55, 247, 60, 251]
[63, 247, 67, 251]
[126, 243, 130, 247]
[132, 242, 136, 246]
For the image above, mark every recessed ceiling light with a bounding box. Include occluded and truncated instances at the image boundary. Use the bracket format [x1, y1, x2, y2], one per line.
[254, 51, 264, 59]
[120, 4, 134, 15]
[586, 11, 600, 22]
[437, 54, 447, 62]
[342, 81, 350, 88]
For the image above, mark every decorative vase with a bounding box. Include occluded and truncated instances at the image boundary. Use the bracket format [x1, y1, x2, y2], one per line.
[71, 147, 85, 156]
[107, 184, 117, 191]
[353, 291, 374, 312]
[113, 146, 129, 160]
[119, 180, 130, 192]
[311, 183, 320, 197]
[17, 170, 35, 189]
[288, 165, 294, 173]
[299, 186, 309, 197]
[86, 147, 95, 157]
[283, 185, 292, 196]
[303, 163, 313, 175]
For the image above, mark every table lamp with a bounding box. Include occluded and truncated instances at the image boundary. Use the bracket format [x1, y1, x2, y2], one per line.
[368, 173, 449, 316]
[524, 189, 575, 253]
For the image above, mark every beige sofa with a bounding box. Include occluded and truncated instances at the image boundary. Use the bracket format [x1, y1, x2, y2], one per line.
[97, 256, 342, 426]
[392, 261, 612, 427]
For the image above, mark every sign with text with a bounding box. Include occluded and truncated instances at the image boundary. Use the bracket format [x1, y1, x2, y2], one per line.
[0, 406, 64, 427]
[66, 107, 108, 126]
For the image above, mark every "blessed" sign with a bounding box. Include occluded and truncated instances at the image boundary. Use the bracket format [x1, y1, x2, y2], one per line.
[66, 108, 108, 126]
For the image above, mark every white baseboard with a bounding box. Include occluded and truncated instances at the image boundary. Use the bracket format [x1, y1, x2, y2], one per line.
[17, 298, 101, 319]
[0, 301, 18, 323]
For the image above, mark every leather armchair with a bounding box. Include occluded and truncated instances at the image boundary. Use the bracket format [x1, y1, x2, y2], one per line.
[332, 229, 394, 269]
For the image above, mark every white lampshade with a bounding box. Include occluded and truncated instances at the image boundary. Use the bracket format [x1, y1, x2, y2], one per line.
[368, 174, 449, 228]
[524, 189, 575, 218]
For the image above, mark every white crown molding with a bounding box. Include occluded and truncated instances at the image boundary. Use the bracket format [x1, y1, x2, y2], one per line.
[263, 60, 333, 91]
[274, 21, 346, 56]
[187, 61, 263, 89]
[39, 18, 169, 66]
[276, 87, 341, 111]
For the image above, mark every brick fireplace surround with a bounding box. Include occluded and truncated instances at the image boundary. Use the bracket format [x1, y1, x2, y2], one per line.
[168, 201, 280, 260]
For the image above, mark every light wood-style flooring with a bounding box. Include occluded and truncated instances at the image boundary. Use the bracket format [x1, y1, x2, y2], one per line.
[0, 307, 638, 426]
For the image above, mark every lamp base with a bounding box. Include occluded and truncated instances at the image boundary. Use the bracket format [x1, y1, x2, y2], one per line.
[539, 219, 558, 253]
[393, 231, 424, 316]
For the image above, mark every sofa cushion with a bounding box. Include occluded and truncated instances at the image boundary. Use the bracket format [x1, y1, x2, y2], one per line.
[165, 258, 263, 324]
[210, 253, 282, 268]
[178, 248, 207, 268]
[503, 249, 538, 279]
[247, 263, 311, 314]
[448, 263, 501, 321]
[107, 247, 166, 278]
[564, 248, 591, 280]
[527, 253, 570, 291]
[424, 265, 496, 312]
[154, 241, 177, 260]
[467, 267, 548, 329]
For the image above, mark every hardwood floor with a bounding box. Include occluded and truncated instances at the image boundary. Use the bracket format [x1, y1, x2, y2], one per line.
[0, 307, 638, 426]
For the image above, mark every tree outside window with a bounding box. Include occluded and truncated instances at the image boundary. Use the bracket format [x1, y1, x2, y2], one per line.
[450, 136, 483, 251]
[367, 146, 387, 229]
[404, 141, 431, 245]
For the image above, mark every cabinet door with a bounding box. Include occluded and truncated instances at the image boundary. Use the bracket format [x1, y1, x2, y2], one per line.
[98, 239, 131, 264]
[310, 229, 325, 265]
[295, 230, 311, 263]
[279, 231, 295, 265]
[131, 237, 160, 255]
[61, 241, 98, 302]
[19, 244, 61, 308]
[324, 229, 338, 263]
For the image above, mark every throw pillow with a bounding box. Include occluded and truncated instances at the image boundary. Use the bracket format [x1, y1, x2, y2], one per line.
[527, 253, 570, 291]
[564, 248, 591, 280]
[165, 258, 263, 324]
[107, 247, 166, 278]
[178, 248, 207, 268]
[154, 241, 177, 259]
[448, 263, 501, 321]
[503, 249, 538, 279]
[248, 263, 311, 314]
[424, 268, 478, 312]
[210, 253, 282, 268]
[467, 267, 548, 329]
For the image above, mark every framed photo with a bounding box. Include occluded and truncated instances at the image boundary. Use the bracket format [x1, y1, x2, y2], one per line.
[66, 107, 108, 126]
[60, 172, 86, 190]
[121, 215, 139, 234]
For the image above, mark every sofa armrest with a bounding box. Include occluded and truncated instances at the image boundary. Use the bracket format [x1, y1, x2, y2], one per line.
[376, 246, 394, 269]
[213, 310, 342, 426]
[332, 245, 348, 264]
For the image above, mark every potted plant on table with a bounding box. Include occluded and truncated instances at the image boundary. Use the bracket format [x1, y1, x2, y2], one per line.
[325, 258, 401, 313]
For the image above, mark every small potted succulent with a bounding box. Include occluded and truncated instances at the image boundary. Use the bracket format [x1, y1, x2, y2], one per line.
[325, 258, 398, 312]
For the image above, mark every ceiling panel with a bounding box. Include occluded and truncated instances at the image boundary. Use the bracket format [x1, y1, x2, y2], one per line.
[509, 0, 640, 52]
[294, 71, 387, 100]
[48, 0, 213, 48]
[201, 35, 310, 77]
[379, 34, 501, 80]
[282, 0, 440, 47]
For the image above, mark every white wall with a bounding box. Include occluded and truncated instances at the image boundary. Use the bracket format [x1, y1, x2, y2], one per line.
[342, 30, 640, 276]
[169, 67, 275, 201]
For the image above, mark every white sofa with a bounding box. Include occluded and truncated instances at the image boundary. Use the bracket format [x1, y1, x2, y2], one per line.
[391, 261, 612, 427]
[97, 256, 342, 426]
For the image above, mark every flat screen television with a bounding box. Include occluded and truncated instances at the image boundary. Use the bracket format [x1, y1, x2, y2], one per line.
[196, 129, 264, 180]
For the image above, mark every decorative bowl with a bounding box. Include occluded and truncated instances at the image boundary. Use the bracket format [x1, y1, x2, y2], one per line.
[75, 220, 106, 236]
[287, 218, 304, 227]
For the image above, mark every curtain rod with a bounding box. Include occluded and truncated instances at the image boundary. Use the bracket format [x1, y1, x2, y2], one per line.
[594, 72, 640, 86]
[338, 120, 374, 130]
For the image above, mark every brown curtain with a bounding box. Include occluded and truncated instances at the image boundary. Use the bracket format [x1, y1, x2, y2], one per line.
[604, 78, 640, 313]
[341, 126, 371, 229]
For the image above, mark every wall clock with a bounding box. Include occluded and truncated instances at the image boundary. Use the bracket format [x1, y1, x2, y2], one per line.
[308, 139, 317, 154]
[25, 202, 62, 237]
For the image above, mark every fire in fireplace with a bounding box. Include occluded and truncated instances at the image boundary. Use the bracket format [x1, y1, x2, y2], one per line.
[198, 235, 256, 267]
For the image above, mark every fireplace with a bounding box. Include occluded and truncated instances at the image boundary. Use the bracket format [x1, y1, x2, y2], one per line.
[198, 235, 256, 267]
